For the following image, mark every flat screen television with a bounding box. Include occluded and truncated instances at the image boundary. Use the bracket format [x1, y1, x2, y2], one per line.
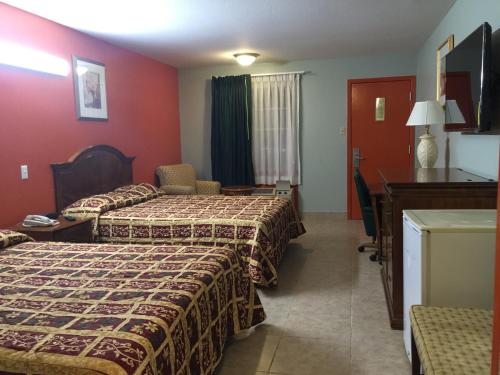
[444, 22, 492, 132]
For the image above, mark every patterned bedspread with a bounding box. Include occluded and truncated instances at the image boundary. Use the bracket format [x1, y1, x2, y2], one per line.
[0, 241, 265, 375]
[98, 195, 305, 286]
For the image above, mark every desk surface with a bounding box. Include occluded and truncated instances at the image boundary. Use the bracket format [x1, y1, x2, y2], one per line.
[379, 168, 495, 186]
[367, 182, 385, 196]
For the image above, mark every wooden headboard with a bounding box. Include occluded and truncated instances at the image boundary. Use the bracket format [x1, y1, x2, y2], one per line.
[51, 145, 135, 213]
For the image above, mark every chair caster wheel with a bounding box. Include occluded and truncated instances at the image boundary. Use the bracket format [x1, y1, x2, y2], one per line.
[369, 254, 378, 262]
[357, 245, 365, 252]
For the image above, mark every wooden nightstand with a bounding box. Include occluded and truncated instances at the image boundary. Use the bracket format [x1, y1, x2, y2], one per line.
[10, 217, 93, 243]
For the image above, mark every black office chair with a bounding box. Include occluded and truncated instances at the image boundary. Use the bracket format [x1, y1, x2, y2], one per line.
[353, 168, 379, 262]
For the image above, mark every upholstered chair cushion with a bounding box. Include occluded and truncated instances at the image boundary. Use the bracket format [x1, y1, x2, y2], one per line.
[410, 305, 492, 375]
[0, 229, 32, 249]
[196, 180, 221, 195]
[156, 164, 221, 195]
[160, 185, 196, 195]
[156, 164, 197, 189]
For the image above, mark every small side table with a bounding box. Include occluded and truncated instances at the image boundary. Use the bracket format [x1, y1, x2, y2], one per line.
[9, 216, 93, 243]
[221, 185, 255, 196]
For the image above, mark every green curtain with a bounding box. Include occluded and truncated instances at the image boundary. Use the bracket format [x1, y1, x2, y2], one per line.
[211, 75, 255, 186]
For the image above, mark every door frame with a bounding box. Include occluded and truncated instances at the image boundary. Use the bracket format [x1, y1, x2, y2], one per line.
[347, 76, 416, 219]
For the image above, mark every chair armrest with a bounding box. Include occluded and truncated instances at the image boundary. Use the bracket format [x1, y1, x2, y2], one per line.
[196, 180, 221, 195]
[160, 185, 195, 195]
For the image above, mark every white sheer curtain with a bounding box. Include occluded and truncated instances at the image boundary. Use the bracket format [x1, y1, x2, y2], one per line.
[251, 73, 301, 185]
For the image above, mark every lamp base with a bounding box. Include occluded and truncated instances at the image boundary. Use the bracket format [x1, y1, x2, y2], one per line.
[416, 132, 438, 168]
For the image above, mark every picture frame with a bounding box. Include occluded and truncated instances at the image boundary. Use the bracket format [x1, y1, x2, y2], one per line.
[72, 56, 108, 120]
[436, 35, 454, 106]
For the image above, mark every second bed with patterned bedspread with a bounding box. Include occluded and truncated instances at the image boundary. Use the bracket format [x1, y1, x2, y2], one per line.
[0, 235, 265, 375]
[96, 195, 305, 286]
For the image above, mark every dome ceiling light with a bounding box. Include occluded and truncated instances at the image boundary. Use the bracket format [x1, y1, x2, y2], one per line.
[234, 53, 259, 66]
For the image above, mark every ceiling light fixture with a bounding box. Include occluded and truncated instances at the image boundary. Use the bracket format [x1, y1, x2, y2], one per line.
[234, 53, 259, 66]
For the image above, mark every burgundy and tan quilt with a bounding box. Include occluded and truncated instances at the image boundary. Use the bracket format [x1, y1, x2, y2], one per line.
[0, 241, 265, 375]
[98, 195, 305, 286]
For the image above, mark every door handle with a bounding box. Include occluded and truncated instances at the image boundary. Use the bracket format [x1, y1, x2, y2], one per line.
[353, 148, 365, 168]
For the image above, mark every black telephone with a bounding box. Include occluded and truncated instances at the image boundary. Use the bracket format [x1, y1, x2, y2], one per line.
[23, 215, 60, 227]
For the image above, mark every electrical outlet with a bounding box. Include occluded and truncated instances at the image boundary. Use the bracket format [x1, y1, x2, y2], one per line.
[20, 165, 28, 180]
[340, 127, 346, 135]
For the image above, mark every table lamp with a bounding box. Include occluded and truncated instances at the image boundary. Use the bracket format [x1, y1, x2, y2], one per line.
[406, 100, 444, 168]
[445, 99, 466, 124]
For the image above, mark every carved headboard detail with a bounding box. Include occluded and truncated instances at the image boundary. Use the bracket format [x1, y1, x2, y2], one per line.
[51, 145, 135, 213]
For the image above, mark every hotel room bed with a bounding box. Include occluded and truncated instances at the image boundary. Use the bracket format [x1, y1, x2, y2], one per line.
[96, 194, 302, 287]
[52, 145, 305, 287]
[0, 230, 265, 375]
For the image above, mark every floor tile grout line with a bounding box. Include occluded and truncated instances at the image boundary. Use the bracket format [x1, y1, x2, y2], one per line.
[266, 310, 288, 372]
[267, 335, 281, 372]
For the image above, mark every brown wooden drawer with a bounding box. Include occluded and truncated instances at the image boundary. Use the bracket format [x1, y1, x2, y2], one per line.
[381, 199, 393, 235]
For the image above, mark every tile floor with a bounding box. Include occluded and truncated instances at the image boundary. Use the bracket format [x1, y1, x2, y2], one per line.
[216, 213, 410, 375]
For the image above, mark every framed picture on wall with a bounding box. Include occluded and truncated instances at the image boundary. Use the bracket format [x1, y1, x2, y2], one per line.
[72, 56, 108, 120]
[436, 35, 454, 106]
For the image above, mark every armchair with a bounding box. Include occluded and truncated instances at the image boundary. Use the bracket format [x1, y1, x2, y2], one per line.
[156, 164, 221, 195]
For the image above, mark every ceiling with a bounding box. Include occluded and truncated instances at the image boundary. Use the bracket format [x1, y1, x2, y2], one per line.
[2, 0, 456, 69]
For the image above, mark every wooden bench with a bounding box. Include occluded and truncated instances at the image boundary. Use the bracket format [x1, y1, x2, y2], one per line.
[410, 305, 492, 374]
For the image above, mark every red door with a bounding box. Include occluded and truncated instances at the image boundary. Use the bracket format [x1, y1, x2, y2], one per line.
[347, 76, 415, 220]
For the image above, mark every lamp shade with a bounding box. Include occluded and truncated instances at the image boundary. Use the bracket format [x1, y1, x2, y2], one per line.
[445, 99, 466, 124]
[406, 100, 444, 127]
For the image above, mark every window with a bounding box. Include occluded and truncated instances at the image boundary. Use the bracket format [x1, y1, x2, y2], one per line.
[251, 73, 301, 185]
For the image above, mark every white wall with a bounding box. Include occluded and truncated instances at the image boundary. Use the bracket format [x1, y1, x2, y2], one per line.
[416, 0, 500, 179]
[179, 54, 416, 212]
[178, 0, 500, 212]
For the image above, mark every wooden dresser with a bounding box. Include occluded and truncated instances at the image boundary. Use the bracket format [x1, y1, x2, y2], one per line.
[378, 168, 497, 329]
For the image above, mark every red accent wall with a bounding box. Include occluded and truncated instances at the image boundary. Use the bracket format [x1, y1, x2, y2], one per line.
[0, 4, 181, 227]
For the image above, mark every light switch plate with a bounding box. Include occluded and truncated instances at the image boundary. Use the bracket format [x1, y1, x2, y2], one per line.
[20, 165, 28, 180]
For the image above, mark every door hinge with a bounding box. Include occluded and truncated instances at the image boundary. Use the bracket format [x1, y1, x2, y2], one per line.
[408, 144, 411, 155]
[409, 91, 412, 101]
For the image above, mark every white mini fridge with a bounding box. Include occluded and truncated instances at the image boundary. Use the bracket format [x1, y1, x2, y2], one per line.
[402, 209, 496, 361]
